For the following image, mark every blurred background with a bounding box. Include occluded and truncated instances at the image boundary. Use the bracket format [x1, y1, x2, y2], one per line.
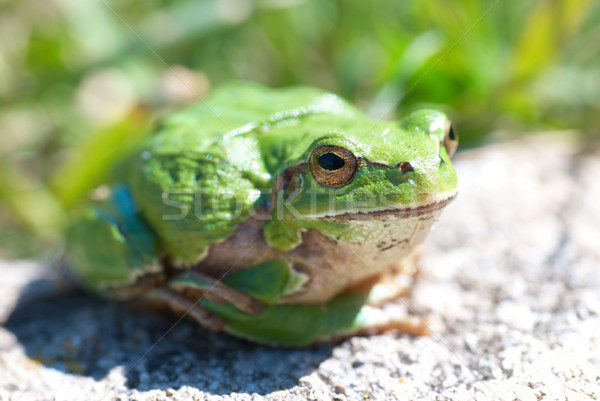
[0, 0, 598, 259]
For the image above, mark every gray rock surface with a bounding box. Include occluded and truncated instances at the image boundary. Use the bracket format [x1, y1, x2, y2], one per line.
[1, 134, 600, 400]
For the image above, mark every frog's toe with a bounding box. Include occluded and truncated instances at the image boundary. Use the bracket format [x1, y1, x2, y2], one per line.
[149, 288, 225, 331]
[169, 271, 264, 315]
[347, 304, 431, 338]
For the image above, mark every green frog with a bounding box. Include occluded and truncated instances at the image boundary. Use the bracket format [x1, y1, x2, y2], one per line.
[66, 82, 458, 346]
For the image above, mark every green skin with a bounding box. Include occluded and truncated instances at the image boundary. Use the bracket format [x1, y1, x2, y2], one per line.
[66, 82, 458, 346]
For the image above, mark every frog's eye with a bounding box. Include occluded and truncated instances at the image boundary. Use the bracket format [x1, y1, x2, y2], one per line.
[310, 145, 357, 187]
[444, 122, 458, 158]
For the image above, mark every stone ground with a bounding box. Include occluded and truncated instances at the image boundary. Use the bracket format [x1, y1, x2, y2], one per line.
[1, 134, 600, 401]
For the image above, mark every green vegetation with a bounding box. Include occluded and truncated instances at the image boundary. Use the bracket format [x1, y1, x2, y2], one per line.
[0, 0, 598, 257]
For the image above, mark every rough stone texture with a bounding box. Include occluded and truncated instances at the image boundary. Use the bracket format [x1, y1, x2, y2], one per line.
[1, 134, 600, 400]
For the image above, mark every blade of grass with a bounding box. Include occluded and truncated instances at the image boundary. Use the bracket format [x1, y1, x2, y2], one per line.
[49, 107, 150, 209]
[0, 162, 65, 236]
[510, 0, 594, 81]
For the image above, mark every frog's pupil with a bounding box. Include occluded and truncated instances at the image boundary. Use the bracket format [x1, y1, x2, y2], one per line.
[318, 152, 345, 170]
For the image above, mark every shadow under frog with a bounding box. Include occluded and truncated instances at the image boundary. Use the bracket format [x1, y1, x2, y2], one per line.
[4, 272, 333, 395]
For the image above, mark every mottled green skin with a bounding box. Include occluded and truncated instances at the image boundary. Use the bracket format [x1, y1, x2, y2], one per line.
[66, 82, 457, 345]
[130, 82, 456, 262]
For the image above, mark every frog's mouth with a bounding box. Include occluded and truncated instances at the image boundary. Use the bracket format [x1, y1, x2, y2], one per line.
[320, 193, 456, 221]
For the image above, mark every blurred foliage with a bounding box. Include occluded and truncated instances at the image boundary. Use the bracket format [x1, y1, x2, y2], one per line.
[0, 0, 598, 258]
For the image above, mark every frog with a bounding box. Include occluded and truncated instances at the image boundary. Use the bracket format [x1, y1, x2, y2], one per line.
[66, 82, 458, 346]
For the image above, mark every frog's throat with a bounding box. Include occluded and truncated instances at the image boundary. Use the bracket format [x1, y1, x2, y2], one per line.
[319, 193, 457, 221]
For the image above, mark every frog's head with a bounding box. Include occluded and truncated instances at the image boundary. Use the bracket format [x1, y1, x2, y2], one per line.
[276, 109, 458, 220]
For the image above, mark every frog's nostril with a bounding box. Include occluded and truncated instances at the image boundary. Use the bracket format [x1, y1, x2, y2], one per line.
[396, 161, 414, 174]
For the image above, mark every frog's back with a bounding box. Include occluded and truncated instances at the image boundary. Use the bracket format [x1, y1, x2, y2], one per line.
[145, 82, 358, 156]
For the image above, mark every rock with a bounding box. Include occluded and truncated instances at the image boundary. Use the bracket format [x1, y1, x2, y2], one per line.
[1, 134, 600, 400]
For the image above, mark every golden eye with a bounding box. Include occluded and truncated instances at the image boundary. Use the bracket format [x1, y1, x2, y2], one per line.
[309, 145, 357, 187]
[444, 122, 458, 158]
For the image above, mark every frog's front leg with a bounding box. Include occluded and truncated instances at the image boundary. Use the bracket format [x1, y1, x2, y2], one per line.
[360, 253, 420, 306]
[344, 291, 430, 339]
[337, 257, 429, 339]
